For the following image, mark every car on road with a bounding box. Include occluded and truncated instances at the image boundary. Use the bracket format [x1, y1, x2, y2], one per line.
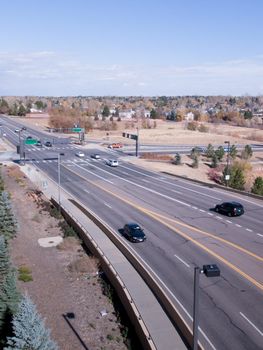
[108, 143, 123, 149]
[36, 140, 42, 147]
[26, 136, 33, 140]
[75, 151, 85, 158]
[123, 223, 146, 242]
[214, 202, 244, 217]
[106, 159, 118, 167]
[15, 129, 20, 133]
[44, 141, 52, 147]
[90, 153, 101, 159]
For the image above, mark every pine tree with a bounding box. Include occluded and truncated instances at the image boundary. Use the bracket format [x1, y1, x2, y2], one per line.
[251, 177, 263, 196]
[206, 143, 214, 158]
[0, 235, 11, 330]
[0, 236, 10, 282]
[1, 270, 21, 315]
[215, 146, 225, 161]
[241, 144, 253, 160]
[5, 295, 58, 350]
[173, 153, 181, 165]
[0, 192, 17, 241]
[211, 153, 218, 168]
[230, 145, 238, 159]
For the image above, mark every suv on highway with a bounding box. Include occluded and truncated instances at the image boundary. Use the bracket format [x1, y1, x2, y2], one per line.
[214, 202, 244, 217]
[36, 140, 42, 147]
[123, 223, 146, 243]
[44, 141, 52, 147]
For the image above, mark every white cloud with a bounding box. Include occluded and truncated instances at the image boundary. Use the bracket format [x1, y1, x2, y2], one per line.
[0, 51, 263, 95]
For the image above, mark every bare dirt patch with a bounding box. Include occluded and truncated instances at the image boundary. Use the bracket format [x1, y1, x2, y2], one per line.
[1, 163, 134, 350]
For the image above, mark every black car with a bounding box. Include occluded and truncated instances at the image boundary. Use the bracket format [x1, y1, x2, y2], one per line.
[123, 223, 146, 242]
[36, 140, 42, 147]
[26, 136, 32, 140]
[45, 141, 52, 147]
[214, 202, 244, 217]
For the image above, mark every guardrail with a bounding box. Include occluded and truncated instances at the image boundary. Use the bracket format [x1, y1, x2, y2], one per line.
[54, 197, 194, 349]
[52, 198, 157, 350]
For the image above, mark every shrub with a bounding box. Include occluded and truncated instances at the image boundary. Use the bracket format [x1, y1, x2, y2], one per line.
[192, 154, 199, 168]
[206, 144, 214, 158]
[207, 169, 221, 183]
[222, 164, 246, 190]
[172, 153, 181, 165]
[215, 146, 225, 161]
[210, 153, 218, 168]
[187, 121, 198, 131]
[251, 177, 263, 196]
[198, 124, 209, 132]
[18, 266, 33, 282]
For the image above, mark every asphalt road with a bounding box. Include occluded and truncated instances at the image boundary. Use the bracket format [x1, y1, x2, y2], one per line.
[1, 116, 263, 350]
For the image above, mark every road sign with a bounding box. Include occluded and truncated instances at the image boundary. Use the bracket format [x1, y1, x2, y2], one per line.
[72, 128, 84, 132]
[25, 139, 37, 145]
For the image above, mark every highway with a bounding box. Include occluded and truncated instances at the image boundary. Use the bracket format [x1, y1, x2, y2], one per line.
[1, 116, 263, 350]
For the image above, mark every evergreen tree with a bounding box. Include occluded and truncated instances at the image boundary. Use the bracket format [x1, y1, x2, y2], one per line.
[173, 153, 181, 165]
[0, 270, 21, 337]
[0, 236, 10, 282]
[206, 143, 214, 158]
[251, 177, 263, 196]
[215, 146, 225, 161]
[211, 153, 218, 168]
[229, 145, 238, 159]
[5, 295, 58, 350]
[241, 144, 253, 160]
[17, 105, 27, 117]
[0, 192, 17, 241]
[192, 154, 199, 168]
[102, 105, 110, 117]
[223, 165, 245, 190]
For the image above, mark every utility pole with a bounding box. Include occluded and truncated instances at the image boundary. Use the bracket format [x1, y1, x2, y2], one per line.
[58, 153, 64, 214]
[136, 125, 139, 157]
[224, 141, 230, 187]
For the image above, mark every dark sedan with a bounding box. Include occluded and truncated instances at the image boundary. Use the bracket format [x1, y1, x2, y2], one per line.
[123, 223, 146, 243]
[214, 202, 244, 217]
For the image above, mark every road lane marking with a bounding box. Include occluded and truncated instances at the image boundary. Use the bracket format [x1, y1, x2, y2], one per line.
[104, 202, 112, 209]
[171, 189, 182, 194]
[226, 220, 232, 224]
[120, 164, 222, 200]
[67, 161, 114, 184]
[174, 254, 190, 268]
[240, 312, 263, 336]
[257, 234, 263, 237]
[246, 228, 253, 232]
[236, 224, 242, 228]
[208, 213, 213, 216]
[216, 216, 222, 220]
[199, 209, 205, 213]
[192, 206, 198, 210]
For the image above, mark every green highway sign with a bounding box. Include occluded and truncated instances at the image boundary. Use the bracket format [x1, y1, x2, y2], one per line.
[25, 139, 37, 145]
[72, 128, 84, 132]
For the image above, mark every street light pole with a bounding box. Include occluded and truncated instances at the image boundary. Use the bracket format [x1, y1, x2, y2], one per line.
[58, 153, 64, 214]
[224, 141, 230, 187]
[192, 264, 220, 350]
[193, 267, 200, 350]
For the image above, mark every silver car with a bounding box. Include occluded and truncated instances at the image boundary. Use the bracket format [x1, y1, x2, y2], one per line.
[106, 159, 118, 167]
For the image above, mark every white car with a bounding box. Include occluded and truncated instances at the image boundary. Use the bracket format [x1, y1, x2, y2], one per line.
[75, 151, 85, 158]
[106, 159, 118, 167]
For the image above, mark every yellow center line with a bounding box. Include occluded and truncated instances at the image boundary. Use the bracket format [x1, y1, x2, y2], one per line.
[63, 163, 263, 291]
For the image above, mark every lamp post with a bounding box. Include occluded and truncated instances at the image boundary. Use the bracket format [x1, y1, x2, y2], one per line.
[58, 153, 65, 214]
[18, 127, 27, 164]
[193, 264, 220, 350]
[224, 141, 230, 187]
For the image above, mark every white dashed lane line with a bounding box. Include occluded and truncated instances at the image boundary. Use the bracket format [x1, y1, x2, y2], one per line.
[216, 216, 223, 220]
[192, 206, 198, 210]
[199, 209, 205, 213]
[104, 202, 112, 209]
[257, 234, 263, 237]
[207, 213, 213, 216]
[240, 312, 263, 337]
[246, 228, 253, 232]
[235, 224, 242, 227]
[174, 254, 190, 268]
[226, 220, 232, 224]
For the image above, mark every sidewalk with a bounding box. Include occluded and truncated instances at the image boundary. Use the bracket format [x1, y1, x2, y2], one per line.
[21, 164, 187, 350]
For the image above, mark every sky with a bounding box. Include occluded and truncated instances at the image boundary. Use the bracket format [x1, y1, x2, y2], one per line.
[1, 0, 263, 96]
